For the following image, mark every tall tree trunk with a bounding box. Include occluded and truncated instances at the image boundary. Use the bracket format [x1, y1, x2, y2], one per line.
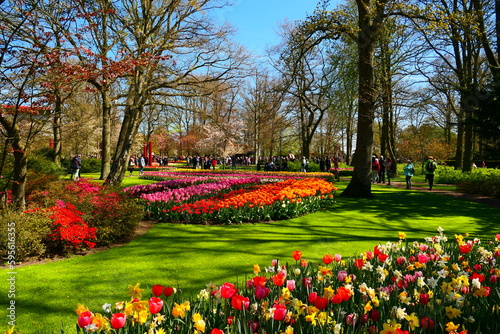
[100, 87, 112, 179]
[0, 117, 27, 211]
[105, 81, 144, 186]
[462, 105, 474, 172]
[52, 96, 63, 166]
[454, 106, 465, 170]
[342, 0, 382, 198]
[11, 136, 27, 211]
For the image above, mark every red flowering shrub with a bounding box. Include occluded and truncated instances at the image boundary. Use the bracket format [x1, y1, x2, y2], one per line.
[47, 201, 96, 253]
[26, 178, 144, 250]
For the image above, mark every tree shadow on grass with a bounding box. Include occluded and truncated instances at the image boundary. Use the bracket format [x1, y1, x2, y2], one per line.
[329, 186, 500, 237]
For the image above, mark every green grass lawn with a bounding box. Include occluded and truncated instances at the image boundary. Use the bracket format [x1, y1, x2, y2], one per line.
[2, 178, 499, 333]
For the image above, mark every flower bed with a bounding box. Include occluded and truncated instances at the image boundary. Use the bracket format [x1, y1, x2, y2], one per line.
[140, 169, 336, 181]
[74, 229, 500, 334]
[124, 173, 337, 224]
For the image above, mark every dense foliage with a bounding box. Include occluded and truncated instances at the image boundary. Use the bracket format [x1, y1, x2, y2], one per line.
[437, 167, 500, 198]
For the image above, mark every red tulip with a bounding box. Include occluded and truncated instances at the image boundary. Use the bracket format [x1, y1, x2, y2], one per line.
[231, 294, 250, 310]
[273, 304, 287, 321]
[354, 259, 365, 268]
[314, 296, 329, 310]
[77, 311, 93, 328]
[330, 294, 342, 304]
[377, 253, 389, 262]
[272, 273, 286, 286]
[110, 313, 126, 329]
[211, 329, 224, 334]
[164, 286, 174, 297]
[292, 250, 302, 261]
[459, 243, 473, 254]
[336, 287, 352, 302]
[419, 293, 430, 305]
[420, 316, 435, 329]
[149, 297, 163, 314]
[370, 309, 380, 322]
[152, 284, 164, 297]
[220, 282, 237, 299]
[308, 292, 318, 304]
[252, 276, 267, 287]
[323, 254, 334, 264]
[471, 272, 485, 282]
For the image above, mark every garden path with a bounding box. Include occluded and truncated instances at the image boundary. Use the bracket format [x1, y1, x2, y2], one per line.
[387, 180, 500, 209]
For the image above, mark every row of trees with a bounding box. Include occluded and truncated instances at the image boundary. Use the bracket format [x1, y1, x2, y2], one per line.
[1, 0, 499, 209]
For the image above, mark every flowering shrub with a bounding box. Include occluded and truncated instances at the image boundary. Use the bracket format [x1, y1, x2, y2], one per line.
[142, 178, 337, 224]
[48, 201, 97, 253]
[27, 178, 144, 247]
[73, 229, 500, 334]
[24, 201, 97, 254]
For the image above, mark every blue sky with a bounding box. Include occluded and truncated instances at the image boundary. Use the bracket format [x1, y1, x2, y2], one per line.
[219, 0, 333, 57]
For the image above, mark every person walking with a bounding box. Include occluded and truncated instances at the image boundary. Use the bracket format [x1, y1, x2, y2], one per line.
[403, 159, 414, 189]
[384, 157, 393, 185]
[138, 155, 145, 175]
[378, 155, 386, 183]
[371, 155, 380, 183]
[128, 156, 136, 176]
[70, 154, 82, 180]
[424, 156, 437, 190]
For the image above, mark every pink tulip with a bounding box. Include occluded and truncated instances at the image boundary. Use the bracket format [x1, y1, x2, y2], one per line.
[110, 313, 126, 329]
[148, 297, 163, 314]
[77, 311, 93, 328]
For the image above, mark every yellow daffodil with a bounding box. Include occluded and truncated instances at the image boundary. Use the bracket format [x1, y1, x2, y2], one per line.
[127, 283, 144, 299]
[292, 299, 307, 315]
[405, 312, 420, 330]
[92, 313, 110, 330]
[399, 232, 406, 240]
[445, 305, 461, 319]
[4, 326, 17, 334]
[75, 303, 89, 316]
[323, 286, 335, 299]
[284, 325, 294, 334]
[445, 321, 460, 333]
[305, 312, 317, 325]
[155, 329, 166, 334]
[364, 301, 372, 313]
[380, 322, 400, 334]
[316, 311, 330, 325]
[281, 287, 292, 300]
[192, 313, 206, 332]
[253, 264, 261, 274]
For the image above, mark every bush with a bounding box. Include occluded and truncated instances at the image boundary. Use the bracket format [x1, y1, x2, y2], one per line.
[0, 210, 52, 262]
[83, 189, 144, 245]
[80, 158, 102, 173]
[28, 152, 65, 175]
[437, 167, 500, 197]
[27, 179, 145, 248]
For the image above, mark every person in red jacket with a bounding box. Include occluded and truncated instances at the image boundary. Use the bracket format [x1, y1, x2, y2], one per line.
[371, 155, 380, 183]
